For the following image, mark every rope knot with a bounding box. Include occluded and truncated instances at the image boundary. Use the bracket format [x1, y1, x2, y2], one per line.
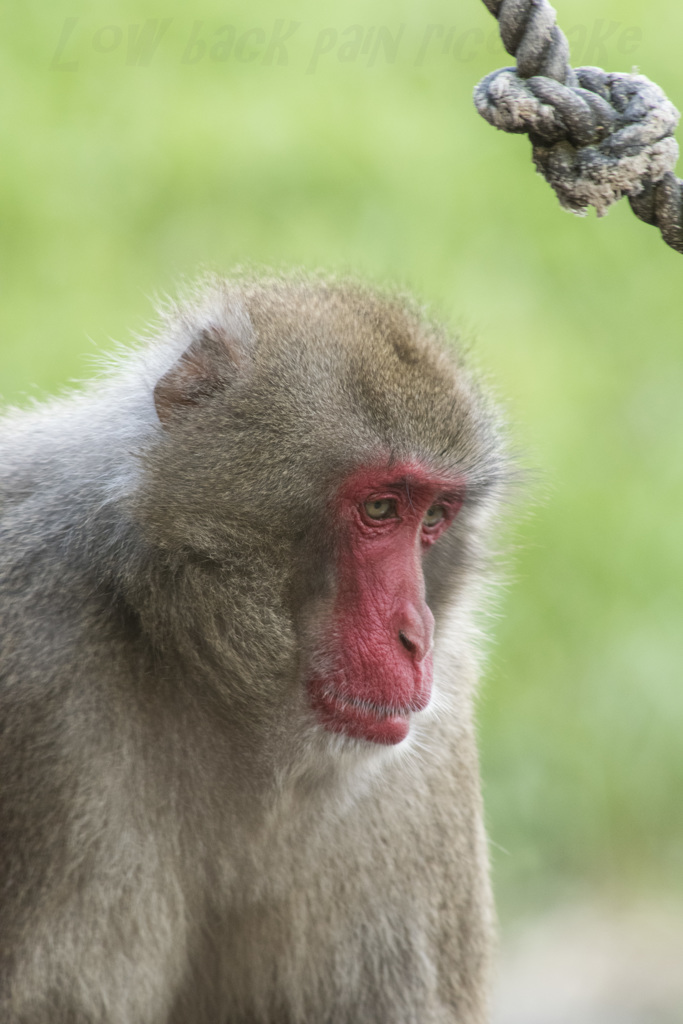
[476, 0, 683, 252]
[475, 66, 679, 217]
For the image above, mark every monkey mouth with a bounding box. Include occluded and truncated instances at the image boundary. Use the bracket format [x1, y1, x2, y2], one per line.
[309, 685, 419, 745]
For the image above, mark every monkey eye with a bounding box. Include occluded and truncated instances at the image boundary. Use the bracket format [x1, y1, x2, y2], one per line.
[423, 505, 446, 529]
[363, 498, 398, 520]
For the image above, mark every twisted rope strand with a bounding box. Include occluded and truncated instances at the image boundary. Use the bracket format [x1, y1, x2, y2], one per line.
[475, 0, 683, 253]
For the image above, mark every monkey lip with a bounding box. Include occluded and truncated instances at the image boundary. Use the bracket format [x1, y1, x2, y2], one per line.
[310, 686, 425, 745]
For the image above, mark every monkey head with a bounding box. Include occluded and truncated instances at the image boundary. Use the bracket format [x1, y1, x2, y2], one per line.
[140, 275, 506, 752]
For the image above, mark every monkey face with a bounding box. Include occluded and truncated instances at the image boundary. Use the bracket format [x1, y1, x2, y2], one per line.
[304, 461, 465, 746]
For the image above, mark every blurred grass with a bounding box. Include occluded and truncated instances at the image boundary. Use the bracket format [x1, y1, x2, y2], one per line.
[1, 0, 682, 917]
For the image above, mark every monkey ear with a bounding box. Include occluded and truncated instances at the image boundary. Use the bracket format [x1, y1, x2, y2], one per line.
[153, 323, 249, 426]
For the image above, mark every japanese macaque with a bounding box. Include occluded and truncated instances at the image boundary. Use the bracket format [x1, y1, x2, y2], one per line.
[0, 274, 509, 1024]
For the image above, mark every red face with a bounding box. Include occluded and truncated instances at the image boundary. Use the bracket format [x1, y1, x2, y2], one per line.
[307, 462, 463, 746]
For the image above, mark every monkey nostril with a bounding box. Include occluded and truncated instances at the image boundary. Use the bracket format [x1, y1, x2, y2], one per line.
[399, 630, 416, 655]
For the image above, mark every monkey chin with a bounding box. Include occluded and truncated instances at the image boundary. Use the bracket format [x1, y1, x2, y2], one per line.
[309, 676, 432, 746]
[316, 695, 410, 745]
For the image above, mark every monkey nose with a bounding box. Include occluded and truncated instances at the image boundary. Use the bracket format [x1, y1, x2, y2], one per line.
[396, 602, 434, 663]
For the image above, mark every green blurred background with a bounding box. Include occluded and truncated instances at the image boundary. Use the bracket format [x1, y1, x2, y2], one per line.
[2, 0, 681, 920]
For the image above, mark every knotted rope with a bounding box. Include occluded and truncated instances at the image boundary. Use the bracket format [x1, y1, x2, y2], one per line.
[474, 0, 683, 254]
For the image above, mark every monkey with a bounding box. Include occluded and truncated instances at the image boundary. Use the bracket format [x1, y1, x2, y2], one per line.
[0, 273, 509, 1024]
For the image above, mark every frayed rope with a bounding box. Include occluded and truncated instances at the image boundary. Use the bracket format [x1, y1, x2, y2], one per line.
[475, 0, 683, 253]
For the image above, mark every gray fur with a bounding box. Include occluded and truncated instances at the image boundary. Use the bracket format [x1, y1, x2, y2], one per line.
[0, 273, 509, 1024]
